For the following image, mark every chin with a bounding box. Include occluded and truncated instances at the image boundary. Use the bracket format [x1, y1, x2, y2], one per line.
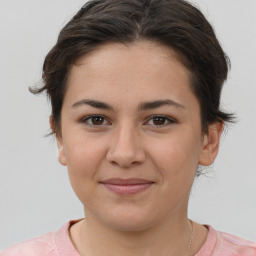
[99, 208, 158, 232]
[108, 220, 153, 233]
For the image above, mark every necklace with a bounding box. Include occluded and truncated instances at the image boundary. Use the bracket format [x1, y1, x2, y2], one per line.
[79, 219, 194, 255]
[188, 219, 194, 250]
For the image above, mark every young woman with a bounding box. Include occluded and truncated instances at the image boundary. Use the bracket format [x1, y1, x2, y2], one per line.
[1, 0, 255, 255]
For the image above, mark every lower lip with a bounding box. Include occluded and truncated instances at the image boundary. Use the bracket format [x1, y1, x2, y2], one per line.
[101, 183, 154, 196]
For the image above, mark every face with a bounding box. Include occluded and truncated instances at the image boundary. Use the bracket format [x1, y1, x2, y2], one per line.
[57, 41, 221, 232]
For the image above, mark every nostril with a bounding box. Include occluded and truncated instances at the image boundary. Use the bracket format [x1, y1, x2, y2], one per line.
[107, 151, 144, 168]
[109, 159, 139, 168]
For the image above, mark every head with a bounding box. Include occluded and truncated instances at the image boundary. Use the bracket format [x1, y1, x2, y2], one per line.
[32, 0, 233, 136]
[31, 0, 234, 231]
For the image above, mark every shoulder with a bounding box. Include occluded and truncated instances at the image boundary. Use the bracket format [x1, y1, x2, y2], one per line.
[0, 220, 81, 256]
[0, 232, 57, 256]
[197, 225, 256, 256]
[215, 229, 256, 255]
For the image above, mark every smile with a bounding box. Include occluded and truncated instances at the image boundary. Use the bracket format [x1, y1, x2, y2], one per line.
[100, 178, 155, 196]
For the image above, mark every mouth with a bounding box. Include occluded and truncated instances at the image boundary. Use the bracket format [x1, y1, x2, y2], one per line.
[100, 178, 155, 196]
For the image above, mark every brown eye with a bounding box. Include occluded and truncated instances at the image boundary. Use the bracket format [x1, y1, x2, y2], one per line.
[91, 116, 105, 125]
[83, 115, 109, 126]
[152, 116, 166, 125]
[146, 115, 175, 127]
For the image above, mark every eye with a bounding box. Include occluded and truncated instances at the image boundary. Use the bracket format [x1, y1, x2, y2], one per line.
[146, 115, 176, 127]
[82, 115, 110, 126]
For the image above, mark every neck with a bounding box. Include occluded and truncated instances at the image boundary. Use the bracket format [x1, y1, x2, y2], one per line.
[78, 212, 193, 256]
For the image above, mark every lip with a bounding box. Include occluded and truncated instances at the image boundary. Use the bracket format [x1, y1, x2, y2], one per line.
[100, 178, 155, 196]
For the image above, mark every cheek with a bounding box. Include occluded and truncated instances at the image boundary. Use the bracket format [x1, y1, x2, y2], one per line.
[63, 134, 108, 183]
[149, 130, 202, 179]
[63, 136, 108, 205]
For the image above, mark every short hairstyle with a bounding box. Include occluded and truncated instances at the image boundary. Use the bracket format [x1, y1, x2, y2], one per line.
[31, 0, 234, 134]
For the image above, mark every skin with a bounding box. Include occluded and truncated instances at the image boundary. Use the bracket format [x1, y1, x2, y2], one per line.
[55, 41, 223, 256]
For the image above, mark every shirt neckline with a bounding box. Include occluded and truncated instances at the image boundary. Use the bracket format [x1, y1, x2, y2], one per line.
[55, 220, 217, 256]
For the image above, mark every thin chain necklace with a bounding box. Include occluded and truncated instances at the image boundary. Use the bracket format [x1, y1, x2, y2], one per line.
[188, 219, 194, 250]
[79, 219, 194, 255]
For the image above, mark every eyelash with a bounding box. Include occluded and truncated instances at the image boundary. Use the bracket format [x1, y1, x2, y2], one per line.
[145, 115, 176, 127]
[81, 115, 176, 127]
[81, 115, 110, 126]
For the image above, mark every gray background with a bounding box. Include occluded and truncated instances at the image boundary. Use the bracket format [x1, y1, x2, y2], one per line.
[0, 0, 255, 250]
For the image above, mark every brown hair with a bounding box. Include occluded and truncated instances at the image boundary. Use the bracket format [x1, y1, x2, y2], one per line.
[30, 0, 234, 134]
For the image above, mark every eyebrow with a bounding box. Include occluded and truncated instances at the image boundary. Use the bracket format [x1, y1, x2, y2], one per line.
[71, 99, 184, 111]
[138, 99, 185, 110]
[72, 99, 113, 110]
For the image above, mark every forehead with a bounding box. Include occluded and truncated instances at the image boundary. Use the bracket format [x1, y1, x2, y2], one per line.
[73, 41, 186, 79]
[65, 41, 198, 110]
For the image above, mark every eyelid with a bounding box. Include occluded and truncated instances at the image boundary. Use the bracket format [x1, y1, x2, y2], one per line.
[80, 114, 177, 127]
[81, 114, 111, 126]
[144, 115, 177, 127]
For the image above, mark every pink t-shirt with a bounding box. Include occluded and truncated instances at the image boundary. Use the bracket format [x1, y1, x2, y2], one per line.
[1, 220, 256, 256]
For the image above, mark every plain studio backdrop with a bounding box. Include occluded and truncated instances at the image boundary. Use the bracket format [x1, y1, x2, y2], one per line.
[0, 0, 255, 250]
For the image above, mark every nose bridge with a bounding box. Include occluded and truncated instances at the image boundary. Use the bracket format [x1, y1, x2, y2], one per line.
[106, 121, 144, 167]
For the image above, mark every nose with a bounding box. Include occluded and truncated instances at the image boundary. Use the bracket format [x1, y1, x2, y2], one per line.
[106, 124, 145, 168]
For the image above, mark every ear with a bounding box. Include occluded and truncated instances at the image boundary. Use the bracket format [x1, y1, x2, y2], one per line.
[199, 121, 224, 166]
[49, 116, 67, 166]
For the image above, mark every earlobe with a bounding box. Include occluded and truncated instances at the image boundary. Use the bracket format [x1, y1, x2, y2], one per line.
[57, 137, 67, 166]
[49, 116, 67, 166]
[199, 121, 224, 166]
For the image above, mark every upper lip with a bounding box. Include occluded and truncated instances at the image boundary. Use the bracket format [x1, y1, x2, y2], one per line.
[100, 178, 154, 185]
